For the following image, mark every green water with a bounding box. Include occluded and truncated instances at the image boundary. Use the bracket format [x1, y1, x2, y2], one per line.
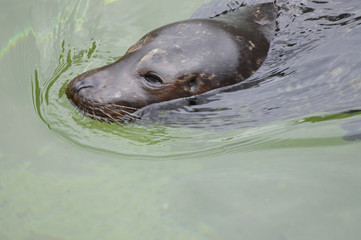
[1, 0, 361, 239]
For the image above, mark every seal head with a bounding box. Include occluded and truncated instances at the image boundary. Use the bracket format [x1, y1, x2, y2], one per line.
[66, 3, 275, 122]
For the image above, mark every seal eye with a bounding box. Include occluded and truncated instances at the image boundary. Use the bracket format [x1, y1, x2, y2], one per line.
[144, 73, 163, 85]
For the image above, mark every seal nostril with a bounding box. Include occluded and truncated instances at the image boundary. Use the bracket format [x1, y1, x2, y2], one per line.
[74, 78, 94, 94]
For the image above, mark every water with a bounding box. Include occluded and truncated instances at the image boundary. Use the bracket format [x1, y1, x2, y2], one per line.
[1, 0, 361, 239]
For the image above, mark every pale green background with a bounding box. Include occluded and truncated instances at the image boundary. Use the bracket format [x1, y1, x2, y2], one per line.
[0, 0, 360, 239]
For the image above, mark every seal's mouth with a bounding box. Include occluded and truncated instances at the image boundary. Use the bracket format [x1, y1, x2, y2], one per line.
[66, 84, 140, 123]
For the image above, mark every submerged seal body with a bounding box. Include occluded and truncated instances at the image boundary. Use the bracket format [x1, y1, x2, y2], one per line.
[66, 1, 276, 122]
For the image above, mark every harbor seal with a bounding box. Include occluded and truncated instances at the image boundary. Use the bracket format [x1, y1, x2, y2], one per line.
[66, 1, 276, 122]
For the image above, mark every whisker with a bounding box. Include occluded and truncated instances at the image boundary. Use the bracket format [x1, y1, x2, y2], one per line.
[98, 107, 117, 122]
[107, 106, 139, 119]
[73, 97, 141, 123]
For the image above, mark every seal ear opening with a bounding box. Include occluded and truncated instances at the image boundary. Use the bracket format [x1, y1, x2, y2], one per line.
[189, 77, 199, 93]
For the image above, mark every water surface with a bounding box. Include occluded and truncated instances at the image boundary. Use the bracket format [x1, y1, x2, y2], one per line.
[1, 0, 361, 239]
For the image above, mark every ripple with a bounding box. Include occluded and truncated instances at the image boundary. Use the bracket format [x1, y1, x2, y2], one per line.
[31, 0, 361, 158]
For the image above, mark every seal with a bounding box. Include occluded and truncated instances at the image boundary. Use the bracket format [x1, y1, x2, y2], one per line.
[66, 1, 276, 122]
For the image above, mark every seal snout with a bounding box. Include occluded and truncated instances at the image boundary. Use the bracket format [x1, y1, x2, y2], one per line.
[66, 74, 98, 109]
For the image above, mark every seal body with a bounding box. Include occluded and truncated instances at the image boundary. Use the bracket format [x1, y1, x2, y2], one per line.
[66, 2, 276, 122]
